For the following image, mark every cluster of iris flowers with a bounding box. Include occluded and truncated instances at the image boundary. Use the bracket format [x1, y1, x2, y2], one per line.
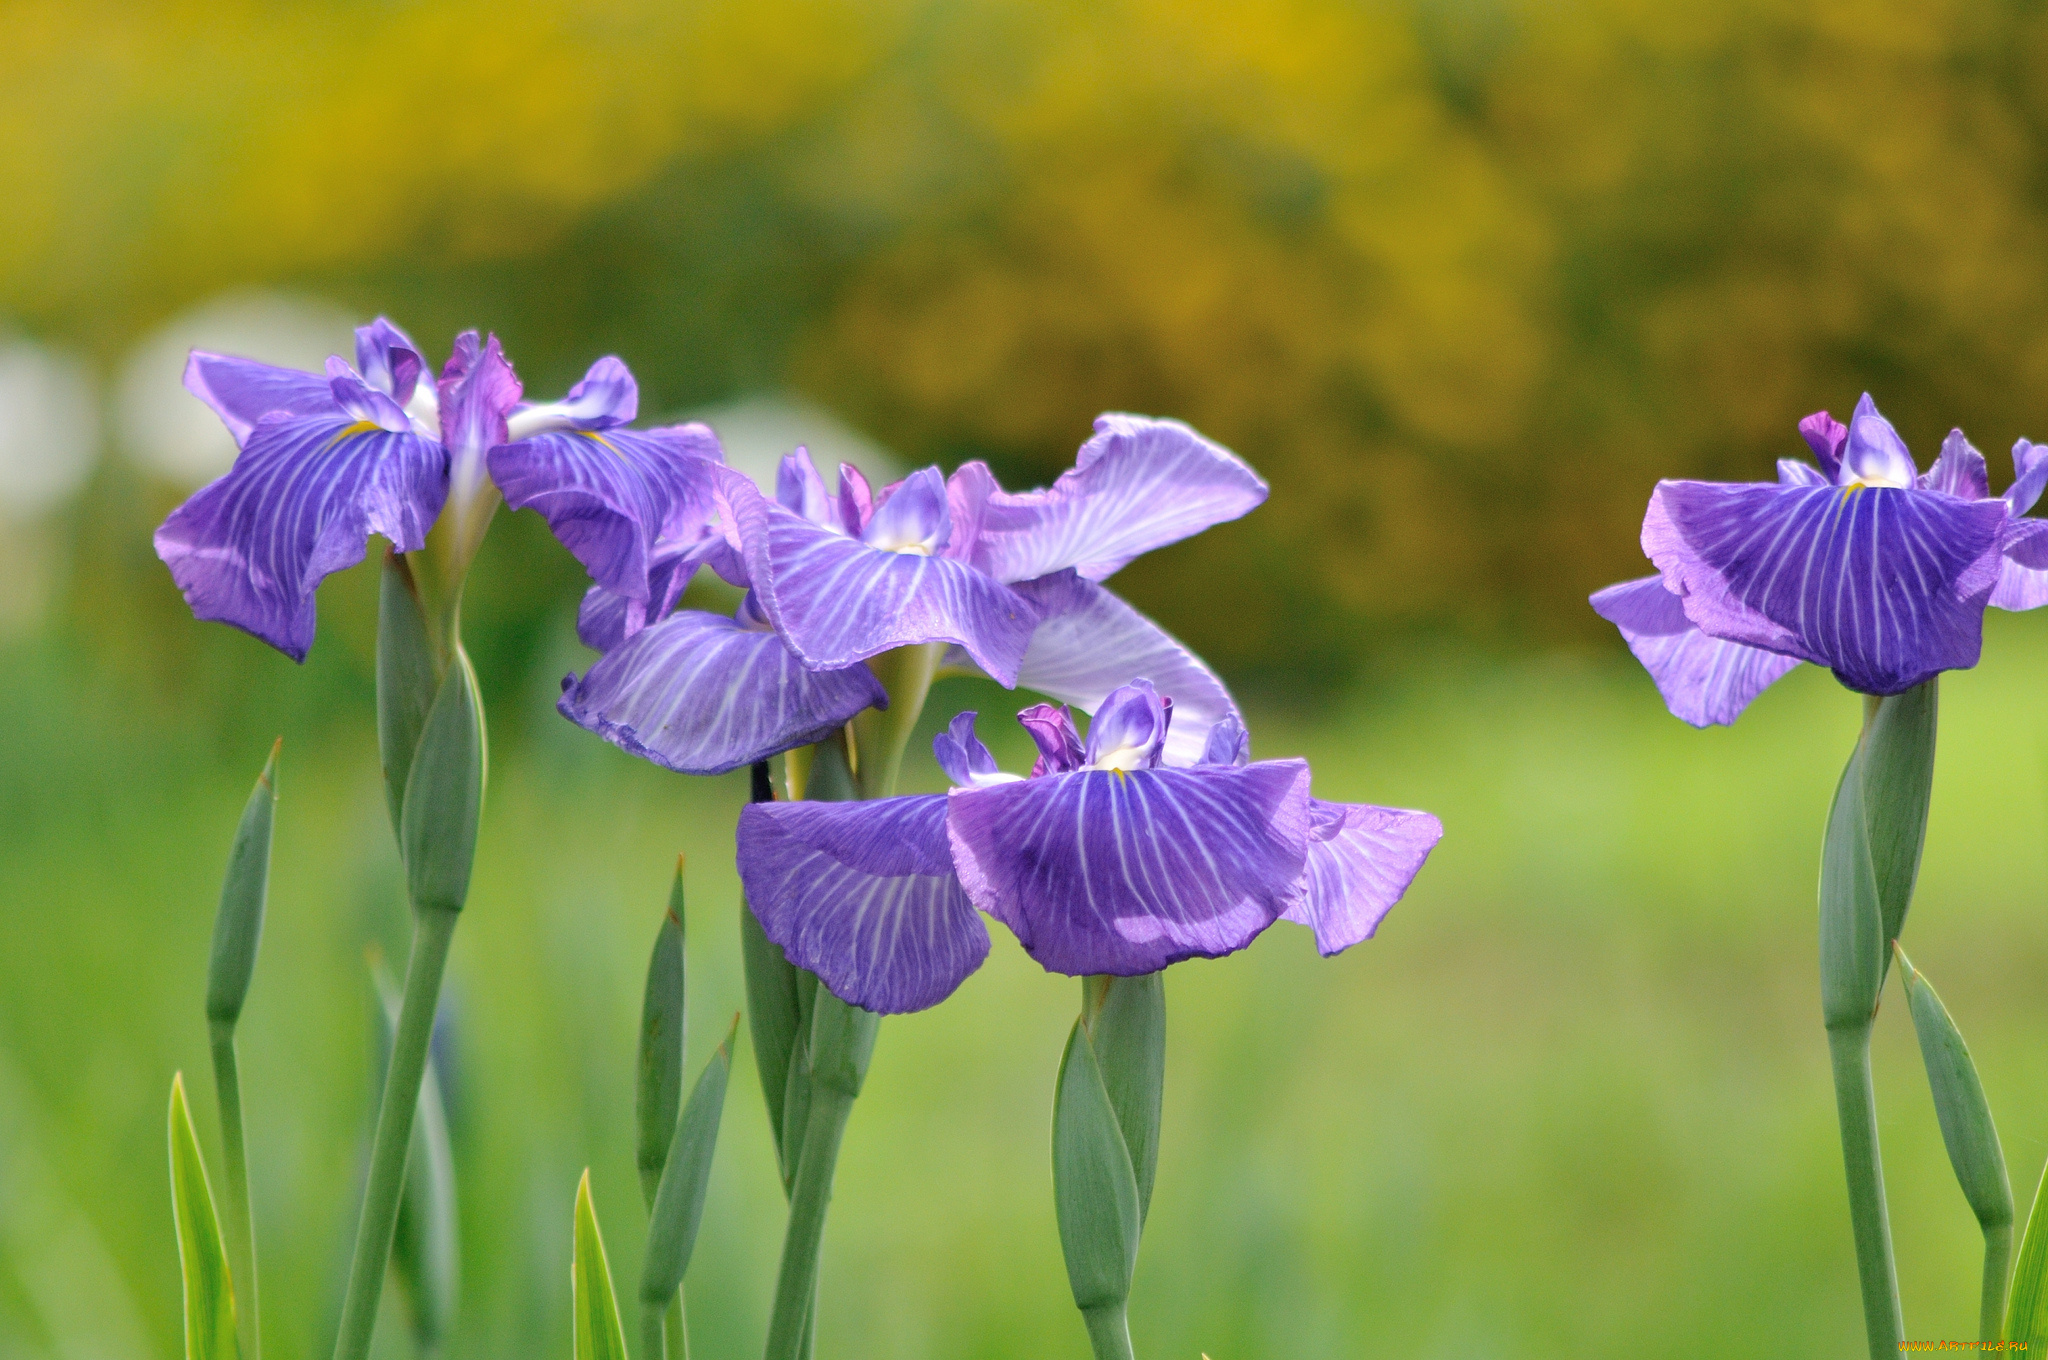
[153, 319, 1441, 1360]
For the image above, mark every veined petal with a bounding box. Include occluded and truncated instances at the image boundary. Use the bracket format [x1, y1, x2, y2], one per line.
[737, 795, 989, 1014]
[437, 332, 521, 464]
[558, 609, 886, 775]
[354, 318, 424, 406]
[1589, 575, 1800, 726]
[183, 351, 338, 444]
[863, 467, 951, 554]
[2007, 440, 2048, 517]
[153, 412, 447, 661]
[1843, 394, 1918, 488]
[1923, 430, 1990, 500]
[1777, 459, 1829, 488]
[1018, 703, 1084, 776]
[968, 414, 1267, 583]
[1007, 571, 1242, 766]
[728, 476, 1040, 681]
[504, 356, 637, 439]
[1644, 480, 2006, 694]
[1799, 410, 1848, 480]
[934, 711, 1018, 788]
[946, 760, 1311, 977]
[573, 527, 731, 653]
[1284, 800, 1442, 955]
[1993, 518, 2048, 612]
[1083, 679, 1170, 771]
[775, 447, 843, 530]
[490, 423, 723, 604]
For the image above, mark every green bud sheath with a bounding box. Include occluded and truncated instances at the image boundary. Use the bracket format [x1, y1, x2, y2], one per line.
[399, 648, 485, 917]
[641, 1016, 738, 1310]
[377, 551, 441, 838]
[1052, 1017, 1142, 1360]
[205, 740, 278, 1027]
[1083, 974, 1165, 1226]
[638, 862, 688, 1210]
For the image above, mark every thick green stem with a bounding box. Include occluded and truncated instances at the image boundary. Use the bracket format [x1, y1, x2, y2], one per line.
[208, 1023, 259, 1360]
[641, 1294, 667, 1360]
[1081, 1303, 1136, 1360]
[762, 1085, 853, 1360]
[664, 1292, 688, 1360]
[332, 906, 460, 1360]
[1983, 1220, 2014, 1344]
[1828, 1023, 1902, 1358]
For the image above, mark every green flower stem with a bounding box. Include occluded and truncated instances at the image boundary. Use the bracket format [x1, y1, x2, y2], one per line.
[1081, 1303, 1136, 1360]
[332, 905, 460, 1360]
[762, 1085, 854, 1360]
[642, 1295, 667, 1360]
[207, 1021, 259, 1360]
[1984, 1221, 2014, 1345]
[664, 1295, 688, 1360]
[1828, 1023, 1903, 1358]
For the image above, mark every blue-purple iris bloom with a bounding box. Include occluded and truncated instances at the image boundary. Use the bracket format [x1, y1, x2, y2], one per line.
[557, 415, 1269, 774]
[731, 682, 1443, 1014]
[1591, 394, 2048, 725]
[156, 318, 722, 661]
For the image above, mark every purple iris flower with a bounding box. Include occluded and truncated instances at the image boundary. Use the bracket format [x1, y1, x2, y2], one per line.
[558, 415, 1268, 774]
[732, 682, 1442, 1014]
[156, 318, 721, 662]
[1590, 394, 2048, 725]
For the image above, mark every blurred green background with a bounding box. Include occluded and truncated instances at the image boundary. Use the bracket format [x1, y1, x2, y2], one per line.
[5, 1, 2048, 1356]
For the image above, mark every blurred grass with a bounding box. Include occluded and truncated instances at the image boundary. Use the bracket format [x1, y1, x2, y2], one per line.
[7, 574, 2048, 1358]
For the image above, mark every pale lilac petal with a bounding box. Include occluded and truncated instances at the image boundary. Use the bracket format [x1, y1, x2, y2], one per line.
[558, 609, 886, 775]
[1993, 518, 2048, 612]
[1923, 430, 1990, 500]
[946, 760, 1312, 977]
[1018, 703, 1084, 776]
[1643, 480, 2006, 694]
[862, 468, 951, 555]
[933, 711, 1015, 788]
[1799, 410, 1848, 480]
[1777, 459, 1829, 488]
[775, 447, 843, 530]
[1589, 575, 1801, 726]
[153, 413, 446, 661]
[1200, 716, 1250, 767]
[968, 415, 1267, 582]
[838, 462, 873, 534]
[1083, 679, 1170, 770]
[325, 359, 412, 431]
[2006, 440, 2048, 517]
[183, 351, 338, 444]
[490, 423, 723, 605]
[354, 318, 425, 405]
[727, 477, 1040, 682]
[1285, 801, 1441, 955]
[942, 461, 999, 563]
[1007, 571, 1242, 766]
[549, 356, 637, 429]
[1843, 393, 1918, 487]
[736, 795, 990, 1014]
[573, 527, 731, 653]
[437, 332, 521, 465]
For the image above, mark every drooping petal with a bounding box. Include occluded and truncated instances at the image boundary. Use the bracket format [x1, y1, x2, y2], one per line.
[1017, 703, 1084, 776]
[727, 475, 1040, 682]
[1799, 410, 1848, 480]
[1005, 571, 1242, 766]
[1589, 575, 1801, 726]
[490, 423, 724, 605]
[946, 759, 1312, 977]
[558, 609, 886, 775]
[1993, 518, 2048, 612]
[1923, 430, 1990, 500]
[967, 415, 1267, 582]
[1842, 393, 1918, 488]
[1284, 801, 1442, 955]
[1083, 679, 1171, 771]
[863, 467, 951, 555]
[933, 712, 1017, 788]
[184, 351, 339, 444]
[737, 795, 990, 1014]
[2007, 440, 2048, 517]
[1643, 480, 2006, 694]
[573, 527, 731, 653]
[153, 412, 447, 661]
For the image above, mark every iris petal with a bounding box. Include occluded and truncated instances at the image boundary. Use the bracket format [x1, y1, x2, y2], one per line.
[946, 760, 1311, 977]
[1992, 519, 2048, 612]
[153, 412, 446, 661]
[1923, 430, 1990, 500]
[183, 351, 339, 445]
[1644, 480, 2006, 694]
[1284, 800, 1442, 955]
[1590, 575, 1801, 726]
[558, 609, 886, 775]
[736, 796, 990, 1014]
[968, 415, 1267, 583]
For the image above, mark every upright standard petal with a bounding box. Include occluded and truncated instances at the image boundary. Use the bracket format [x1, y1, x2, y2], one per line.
[726, 475, 1041, 682]
[1083, 679, 1171, 771]
[1284, 801, 1442, 955]
[1643, 480, 2006, 694]
[154, 413, 446, 660]
[354, 318, 426, 406]
[933, 712, 1018, 788]
[737, 795, 990, 1014]
[862, 468, 951, 555]
[558, 610, 886, 775]
[967, 415, 1267, 583]
[490, 423, 723, 605]
[946, 760, 1312, 977]
[1017, 703, 1085, 776]
[2006, 440, 2048, 517]
[1923, 430, 1990, 501]
[1842, 393, 1918, 488]
[184, 351, 339, 444]
[1007, 571, 1243, 766]
[1589, 575, 1800, 726]
[1799, 411, 1848, 481]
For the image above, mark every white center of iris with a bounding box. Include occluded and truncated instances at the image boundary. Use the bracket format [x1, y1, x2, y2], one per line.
[1089, 745, 1152, 773]
[867, 534, 933, 556]
[1844, 470, 1912, 491]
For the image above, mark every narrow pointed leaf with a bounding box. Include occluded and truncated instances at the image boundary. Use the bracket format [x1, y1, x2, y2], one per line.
[205, 741, 278, 1027]
[1052, 1020, 1141, 1311]
[1897, 947, 2012, 1233]
[572, 1172, 629, 1360]
[1086, 974, 1165, 1226]
[642, 1016, 738, 1307]
[377, 551, 440, 836]
[168, 1074, 238, 1360]
[638, 863, 687, 1210]
[2008, 1161, 2048, 1345]
[400, 646, 485, 915]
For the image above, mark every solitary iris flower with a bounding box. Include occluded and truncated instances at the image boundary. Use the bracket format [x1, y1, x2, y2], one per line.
[732, 681, 1442, 1013]
[1590, 395, 2048, 725]
[558, 415, 1267, 773]
[156, 318, 720, 660]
